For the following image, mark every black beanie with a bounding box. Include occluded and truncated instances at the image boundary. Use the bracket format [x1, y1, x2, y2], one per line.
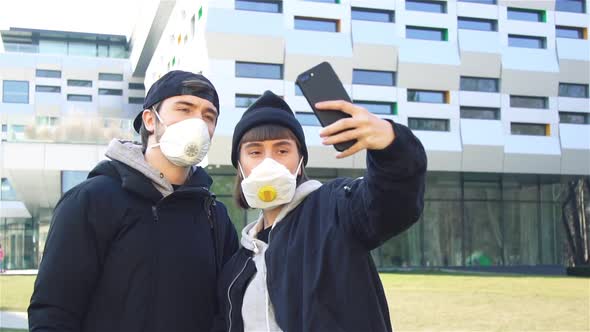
[231, 90, 308, 168]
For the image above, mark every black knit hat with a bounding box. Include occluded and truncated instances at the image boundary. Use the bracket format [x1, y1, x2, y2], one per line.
[231, 90, 308, 168]
[133, 70, 219, 133]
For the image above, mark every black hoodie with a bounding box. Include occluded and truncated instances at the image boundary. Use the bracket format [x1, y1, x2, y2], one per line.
[28, 142, 238, 332]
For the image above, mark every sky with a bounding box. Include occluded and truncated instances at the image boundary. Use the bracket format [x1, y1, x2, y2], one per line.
[1, 0, 141, 37]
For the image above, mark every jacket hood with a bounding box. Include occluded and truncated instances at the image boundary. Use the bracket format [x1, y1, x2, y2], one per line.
[240, 180, 322, 250]
[88, 139, 213, 201]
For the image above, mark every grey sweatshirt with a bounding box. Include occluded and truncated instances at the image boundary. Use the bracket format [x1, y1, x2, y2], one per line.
[104, 139, 191, 197]
[240, 180, 323, 332]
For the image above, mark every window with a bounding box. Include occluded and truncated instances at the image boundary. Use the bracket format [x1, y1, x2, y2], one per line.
[406, 26, 447, 41]
[235, 0, 282, 13]
[36, 116, 59, 126]
[507, 7, 545, 22]
[35, 85, 61, 93]
[236, 62, 283, 79]
[460, 106, 500, 120]
[67, 94, 92, 102]
[353, 69, 396, 86]
[61, 171, 90, 195]
[559, 112, 589, 124]
[98, 88, 123, 96]
[408, 118, 450, 131]
[508, 34, 546, 49]
[129, 83, 145, 90]
[559, 83, 589, 98]
[458, 17, 497, 31]
[39, 40, 67, 55]
[99, 73, 123, 81]
[67, 79, 92, 87]
[351, 7, 394, 23]
[68, 41, 97, 57]
[556, 26, 585, 39]
[296, 112, 321, 126]
[1, 178, 18, 201]
[36, 69, 62, 78]
[458, 0, 496, 4]
[2, 80, 29, 103]
[510, 95, 548, 109]
[236, 94, 260, 108]
[354, 101, 397, 115]
[556, 0, 586, 13]
[294, 17, 339, 32]
[511, 123, 548, 136]
[129, 97, 144, 104]
[460, 77, 499, 92]
[406, 0, 446, 13]
[407, 89, 446, 103]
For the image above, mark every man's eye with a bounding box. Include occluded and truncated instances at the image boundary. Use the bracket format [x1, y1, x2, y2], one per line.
[178, 108, 190, 113]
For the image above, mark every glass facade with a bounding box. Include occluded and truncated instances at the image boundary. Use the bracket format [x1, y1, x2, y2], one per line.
[0, 167, 582, 270]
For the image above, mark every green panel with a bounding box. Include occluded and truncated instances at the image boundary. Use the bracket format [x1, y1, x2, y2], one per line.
[198, 6, 203, 20]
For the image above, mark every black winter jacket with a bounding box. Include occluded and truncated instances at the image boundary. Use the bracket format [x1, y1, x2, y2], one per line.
[28, 160, 239, 332]
[218, 122, 427, 332]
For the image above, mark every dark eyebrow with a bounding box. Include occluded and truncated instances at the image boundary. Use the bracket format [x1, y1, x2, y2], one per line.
[174, 100, 219, 116]
[273, 140, 295, 148]
[242, 142, 264, 149]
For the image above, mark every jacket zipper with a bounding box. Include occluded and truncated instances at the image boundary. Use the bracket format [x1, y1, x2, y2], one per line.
[228, 257, 252, 332]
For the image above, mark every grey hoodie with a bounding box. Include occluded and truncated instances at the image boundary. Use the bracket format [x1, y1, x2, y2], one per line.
[239, 180, 323, 332]
[104, 139, 188, 197]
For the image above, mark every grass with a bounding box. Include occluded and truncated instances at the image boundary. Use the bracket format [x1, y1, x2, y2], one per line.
[1, 273, 589, 331]
[0, 276, 34, 312]
[383, 273, 590, 331]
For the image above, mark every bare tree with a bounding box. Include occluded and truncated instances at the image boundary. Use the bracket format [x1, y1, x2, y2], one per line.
[562, 178, 590, 267]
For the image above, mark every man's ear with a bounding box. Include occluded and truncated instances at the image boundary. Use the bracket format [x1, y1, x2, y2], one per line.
[142, 109, 156, 132]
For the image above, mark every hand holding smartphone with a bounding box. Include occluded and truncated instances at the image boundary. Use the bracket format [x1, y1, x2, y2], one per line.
[296, 62, 356, 152]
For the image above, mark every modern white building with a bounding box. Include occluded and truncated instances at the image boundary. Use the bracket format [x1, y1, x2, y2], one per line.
[1, 0, 589, 270]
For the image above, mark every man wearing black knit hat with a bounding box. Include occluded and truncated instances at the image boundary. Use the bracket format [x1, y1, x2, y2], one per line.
[218, 90, 427, 332]
[29, 70, 239, 332]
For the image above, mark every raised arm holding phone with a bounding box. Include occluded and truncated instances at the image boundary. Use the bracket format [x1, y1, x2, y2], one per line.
[217, 62, 427, 332]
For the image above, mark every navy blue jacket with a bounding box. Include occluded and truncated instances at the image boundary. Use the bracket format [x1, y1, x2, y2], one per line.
[28, 160, 239, 332]
[218, 122, 427, 332]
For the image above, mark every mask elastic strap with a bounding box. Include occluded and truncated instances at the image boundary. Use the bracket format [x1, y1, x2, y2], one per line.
[148, 107, 165, 150]
[294, 157, 304, 176]
[238, 162, 246, 179]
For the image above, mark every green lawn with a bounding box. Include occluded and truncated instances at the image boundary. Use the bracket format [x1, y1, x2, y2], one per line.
[0, 276, 35, 312]
[1, 273, 589, 331]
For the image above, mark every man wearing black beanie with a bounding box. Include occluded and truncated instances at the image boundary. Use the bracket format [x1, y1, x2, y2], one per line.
[218, 90, 427, 332]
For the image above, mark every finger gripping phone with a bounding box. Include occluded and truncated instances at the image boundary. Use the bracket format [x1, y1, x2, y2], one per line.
[296, 62, 356, 152]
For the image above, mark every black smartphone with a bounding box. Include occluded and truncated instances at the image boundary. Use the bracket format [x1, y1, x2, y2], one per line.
[296, 62, 356, 152]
